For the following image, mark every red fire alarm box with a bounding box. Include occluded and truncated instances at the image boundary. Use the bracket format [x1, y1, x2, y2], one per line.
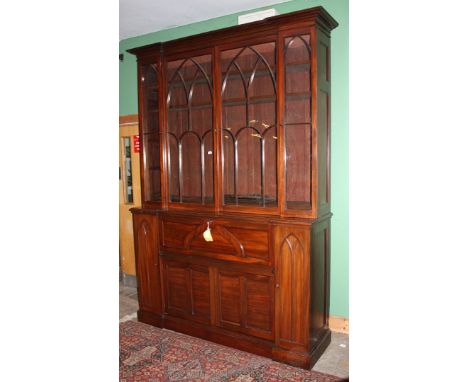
[133, 135, 140, 153]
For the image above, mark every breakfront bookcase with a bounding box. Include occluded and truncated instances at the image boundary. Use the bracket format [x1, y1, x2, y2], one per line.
[128, 6, 338, 369]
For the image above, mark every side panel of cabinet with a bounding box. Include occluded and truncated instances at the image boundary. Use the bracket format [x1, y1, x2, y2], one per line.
[310, 217, 330, 344]
[132, 212, 162, 313]
[161, 258, 211, 324]
[314, 27, 331, 217]
[274, 225, 310, 350]
[216, 269, 274, 341]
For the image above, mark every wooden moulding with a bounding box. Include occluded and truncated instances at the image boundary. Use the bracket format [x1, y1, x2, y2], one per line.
[127, 7, 338, 57]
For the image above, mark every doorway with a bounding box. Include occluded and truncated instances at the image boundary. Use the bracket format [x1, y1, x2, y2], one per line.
[119, 115, 141, 287]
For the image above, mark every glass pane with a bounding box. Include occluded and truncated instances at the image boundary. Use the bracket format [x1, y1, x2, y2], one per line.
[263, 127, 277, 206]
[285, 124, 311, 210]
[143, 133, 161, 201]
[236, 128, 261, 204]
[284, 35, 312, 210]
[202, 131, 214, 204]
[181, 132, 201, 203]
[167, 54, 213, 204]
[223, 131, 235, 199]
[168, 134, 180, 202]
[141, 64, 161, 202]
[221, 42, 277, 207]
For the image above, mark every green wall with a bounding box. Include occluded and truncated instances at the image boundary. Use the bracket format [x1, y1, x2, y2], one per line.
[119, 0, 349, 318]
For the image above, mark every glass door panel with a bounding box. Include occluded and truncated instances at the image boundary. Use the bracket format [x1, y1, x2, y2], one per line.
[284, 35, 312, 210]
[141, 64, 161, 202]
[167, 54, 213, 205]
[221, 42, 277, 207]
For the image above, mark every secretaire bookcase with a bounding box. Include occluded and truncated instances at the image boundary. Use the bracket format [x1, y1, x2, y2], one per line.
[128, 6, 338, 369]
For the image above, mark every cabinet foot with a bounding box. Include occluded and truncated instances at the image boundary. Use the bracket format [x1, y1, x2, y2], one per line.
[272, 330, 331, 369]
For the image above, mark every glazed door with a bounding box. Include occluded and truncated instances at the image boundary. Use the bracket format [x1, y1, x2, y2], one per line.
[139, 62, 162, 206]
[220, 40, 278, 213]
[119, 118, 142, 279]
[280, 29, 331, 218]
[281, 32, 314, 215]
[166, 52, 215, 208]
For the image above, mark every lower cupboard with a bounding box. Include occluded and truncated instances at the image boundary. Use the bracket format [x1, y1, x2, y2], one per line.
[132, 209, 331, 369]
[162, 256, 275, 340]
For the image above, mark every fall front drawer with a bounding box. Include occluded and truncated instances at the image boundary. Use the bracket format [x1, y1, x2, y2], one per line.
[159, 215, 271, 265]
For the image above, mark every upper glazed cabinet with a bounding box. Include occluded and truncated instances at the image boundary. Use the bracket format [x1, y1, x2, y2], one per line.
[130, 7, 337, 219]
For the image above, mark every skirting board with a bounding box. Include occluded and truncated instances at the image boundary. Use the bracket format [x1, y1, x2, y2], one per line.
[329, 316, 349, 334]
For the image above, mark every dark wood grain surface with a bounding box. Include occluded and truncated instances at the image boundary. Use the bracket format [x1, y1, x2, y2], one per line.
[129, 6, 337, 369]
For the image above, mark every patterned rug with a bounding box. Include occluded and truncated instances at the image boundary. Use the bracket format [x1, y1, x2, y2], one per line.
[120, 320, 345, 382]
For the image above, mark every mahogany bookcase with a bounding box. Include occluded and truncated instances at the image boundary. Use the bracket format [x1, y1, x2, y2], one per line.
[128, 6, 338, 369]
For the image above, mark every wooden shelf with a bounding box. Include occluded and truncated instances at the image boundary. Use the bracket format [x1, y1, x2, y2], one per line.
[168, 94, 277, 111]
[224, 194, 277, 207]
[170, 195, 214, 204]
[284, 122, 312, 126]
[168, 104, 213, 112]
[285, 91, 311, 100]
[286, 201, 312, 210]
[285, 62, 310, 72]
[142, 131, 160, 137]
[222, 95, 276, 107]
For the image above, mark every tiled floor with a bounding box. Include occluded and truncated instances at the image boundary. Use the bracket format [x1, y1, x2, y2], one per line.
[119, 284, 139, 321]
[313, 331, 349, 378]
[119, 283, 348, 378]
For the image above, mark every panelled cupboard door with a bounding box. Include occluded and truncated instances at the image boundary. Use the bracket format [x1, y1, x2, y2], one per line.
[161, 258, 211, 324]
[133, 213, 162, 314]
[274, 225, 310, 351]
[216, 269, 275, 341]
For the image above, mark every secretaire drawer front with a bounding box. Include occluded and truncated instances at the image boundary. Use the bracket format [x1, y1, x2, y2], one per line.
[160, 215, 271, 264]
